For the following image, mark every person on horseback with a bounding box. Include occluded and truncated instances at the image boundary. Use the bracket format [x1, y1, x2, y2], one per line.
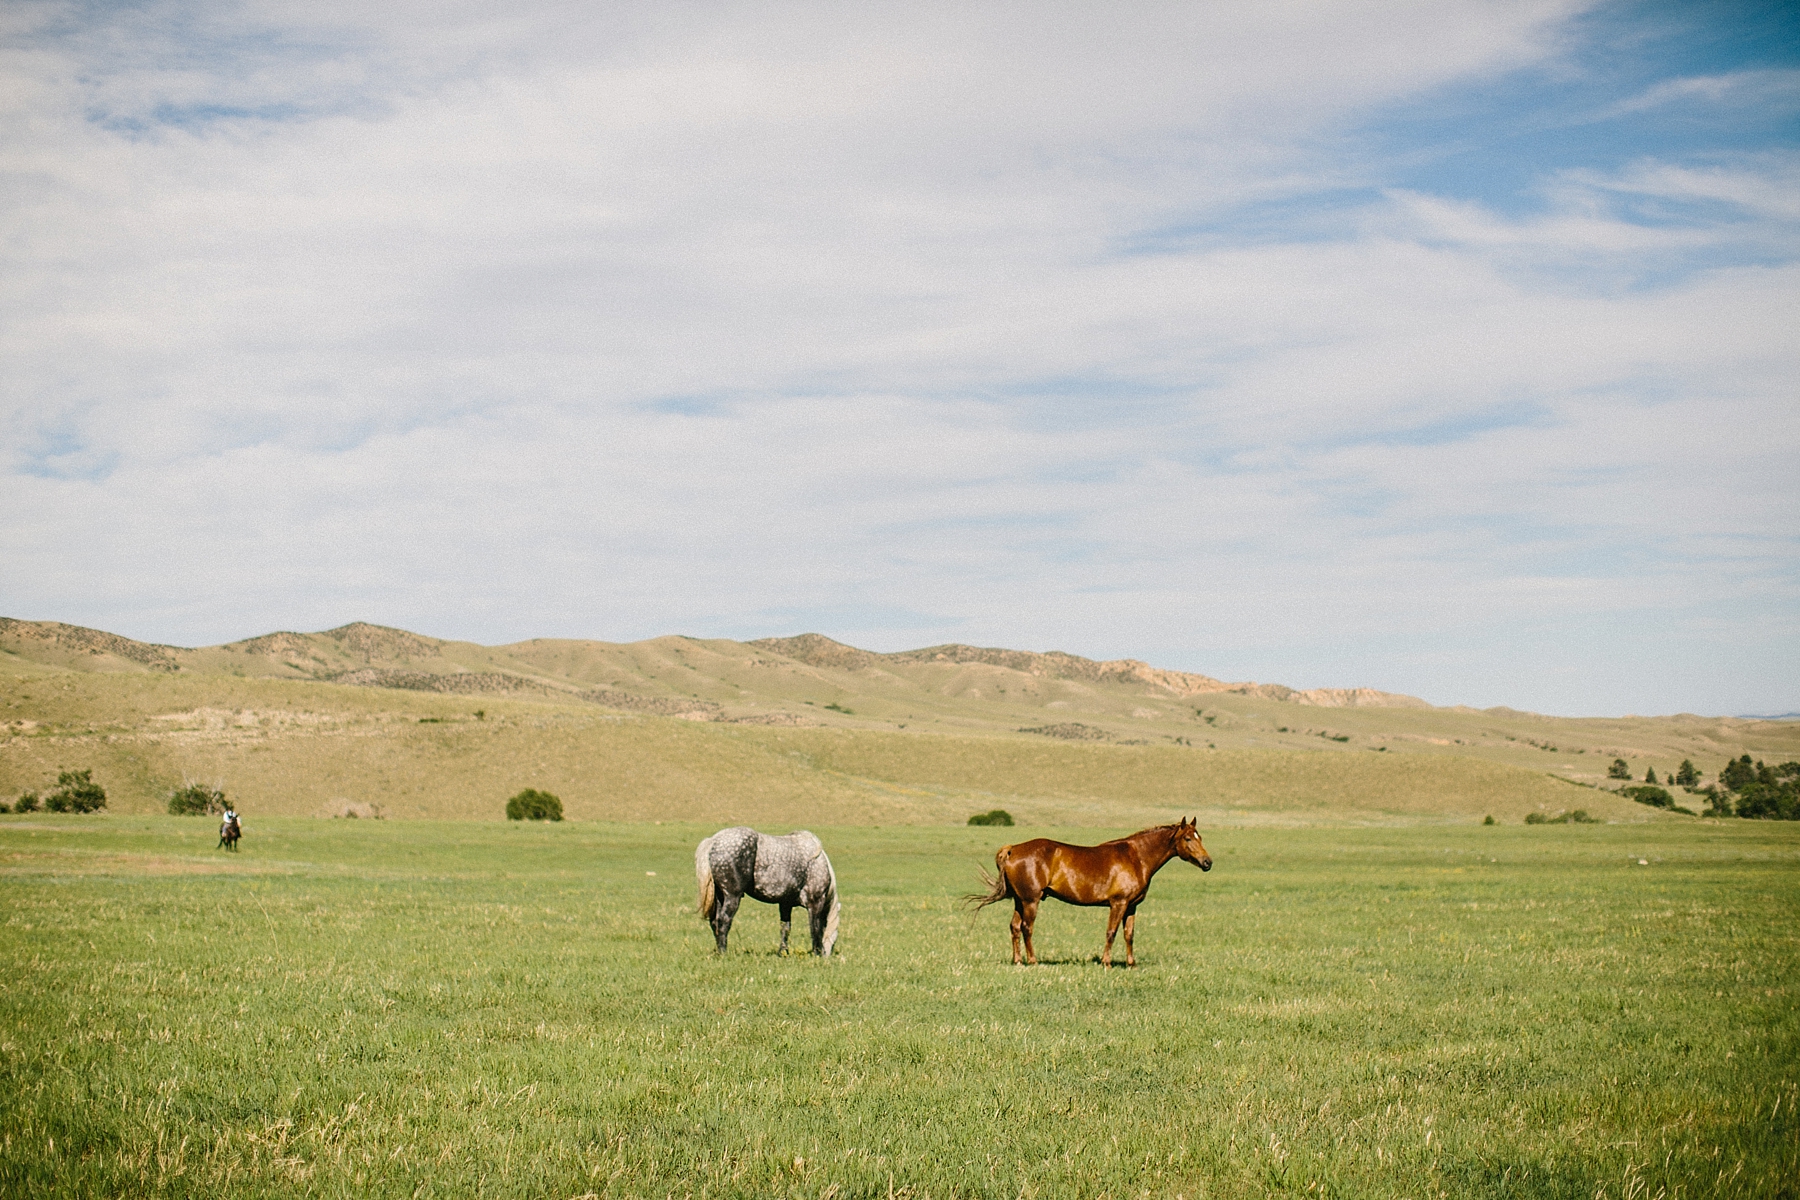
[219, 805, 241, 849]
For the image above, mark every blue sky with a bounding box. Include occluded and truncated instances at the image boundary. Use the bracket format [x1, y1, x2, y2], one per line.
[2, 0, 1796, 716]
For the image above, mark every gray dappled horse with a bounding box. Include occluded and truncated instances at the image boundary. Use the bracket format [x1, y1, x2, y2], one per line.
[695, 827, 840, 957]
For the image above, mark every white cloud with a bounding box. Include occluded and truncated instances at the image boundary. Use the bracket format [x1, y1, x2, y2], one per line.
[1, 0, 1794, 716]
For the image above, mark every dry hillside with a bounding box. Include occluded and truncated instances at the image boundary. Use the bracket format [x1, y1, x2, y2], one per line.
[3, 617, 1794, 825]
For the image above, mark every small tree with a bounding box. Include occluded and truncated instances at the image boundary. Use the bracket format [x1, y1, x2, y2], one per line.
[168, 783, 227, 816]
[1607, 759, 1632, 780]
[1721, 755, 1758, 793]
[1674, 759, 1700, 788]
[13, 791, 39, 813]
[505, 789, 563, 821]
[968, 809, 1015, 826]
[1644, 767, 1658, 784]
[44, 769, 106, 813]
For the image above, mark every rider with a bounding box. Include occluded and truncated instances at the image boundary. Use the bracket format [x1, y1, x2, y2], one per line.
[221, 805, 240, 838]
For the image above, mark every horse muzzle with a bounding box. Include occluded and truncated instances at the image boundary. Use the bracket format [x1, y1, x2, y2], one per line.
[1199, 856, 1213, 872]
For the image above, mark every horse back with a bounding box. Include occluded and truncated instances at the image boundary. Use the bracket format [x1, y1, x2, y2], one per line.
[1005, 837, 1143, 906]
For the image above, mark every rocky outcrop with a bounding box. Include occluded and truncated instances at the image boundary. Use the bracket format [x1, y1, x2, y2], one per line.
[329, 669, 541, 695]
[580, 689, 722, 717]
[0, 618, 184, 670]
[1019, 722, 1113, 741]
[748, 634, 881, 671]
[1287, 687, 1433, 709]
[323, 622, 444, 662]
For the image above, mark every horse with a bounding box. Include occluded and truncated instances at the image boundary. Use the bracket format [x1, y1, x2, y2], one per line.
[218, 816, 241, 851]
[695, 827, 841, 958]
[966, 818, 1211, 967]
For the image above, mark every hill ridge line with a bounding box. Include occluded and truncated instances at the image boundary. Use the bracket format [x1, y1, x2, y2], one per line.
[4, 615, 1429, 710]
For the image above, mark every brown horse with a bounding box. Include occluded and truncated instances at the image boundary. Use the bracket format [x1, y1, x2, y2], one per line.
[967, 819, 1211, 966]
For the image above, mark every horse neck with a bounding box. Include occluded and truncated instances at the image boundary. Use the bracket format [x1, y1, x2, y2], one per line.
[1128, 826, 1182, 875]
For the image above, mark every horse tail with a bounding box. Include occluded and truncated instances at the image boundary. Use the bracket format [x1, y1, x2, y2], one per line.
[695, 835, 717, 919]
[963, 845, 1015, 910]
[821, 852, 841, 958]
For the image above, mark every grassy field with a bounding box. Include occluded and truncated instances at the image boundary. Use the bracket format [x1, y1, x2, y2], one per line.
[2, 814, 1795, 1198]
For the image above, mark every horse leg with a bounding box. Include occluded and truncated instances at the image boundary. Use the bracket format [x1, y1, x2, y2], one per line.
[712, 891, 742, 953]
[808, 903, 827, 956]
[1019, 899, 1040, 965]
[778, 904, 793, 956]
[1009, 902, 1025, 965]
[1123, 908, 1138, 968]
[1101, 901, 1127, 967]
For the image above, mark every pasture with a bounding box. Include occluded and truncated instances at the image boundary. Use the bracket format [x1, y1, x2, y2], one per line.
[1, 815, 1795, 1198]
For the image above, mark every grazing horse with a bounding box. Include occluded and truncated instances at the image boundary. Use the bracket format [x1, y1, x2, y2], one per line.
[967, 819, 1211, 966]
[696, 827, 841, 958]
[218, 816, 241, 851]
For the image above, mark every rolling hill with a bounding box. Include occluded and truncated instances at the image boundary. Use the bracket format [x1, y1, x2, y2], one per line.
[3, 617, 1794, 825]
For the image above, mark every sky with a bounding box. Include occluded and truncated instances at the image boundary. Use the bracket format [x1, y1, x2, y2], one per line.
[2, 0, 1796, 717]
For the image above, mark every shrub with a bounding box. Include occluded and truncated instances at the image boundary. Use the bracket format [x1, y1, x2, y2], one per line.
[1607, 759, 1632, 780]
[505, 789, 564, 821]
[1482, 814, 1495, 825]
[1528, 810, 1598, 825]
[0, 800, 9, 814]
[1675, 759, 1700, 787]
[14, 791, 39, 814]
[968, 809, 1015, 827]
[44, 770, 106, 813]
[1698, 786, 1733, 818]
[1621, 785, 1675, 809]
[1644, 767, 1658, 784]
[1735, 782, 1800, 821]
[168, 783, 227, 816]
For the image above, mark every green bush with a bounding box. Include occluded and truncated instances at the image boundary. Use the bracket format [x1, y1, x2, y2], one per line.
[1675, 759, 1700, 787]
[1528, 810, 1599, 825]
[1482, 815, 1495, 825]
[967, 809, 1015, 827]
[505, 789, 564, 821]
[13, 791, 39, 814]
[44, 770, 106, 814]
[1621, 785, 1675, 809]
[1607, 759, 1632, 780]
[167, 783, 227, 816]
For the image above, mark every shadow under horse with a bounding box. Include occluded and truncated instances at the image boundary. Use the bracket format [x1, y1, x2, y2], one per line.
[967, 819, 1211, 966]
[696, 827, 841, 958]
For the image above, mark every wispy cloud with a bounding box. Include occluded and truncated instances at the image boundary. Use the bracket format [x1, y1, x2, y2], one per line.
[1597, 67, 1800, 121]
[1, 0, 1794, 716]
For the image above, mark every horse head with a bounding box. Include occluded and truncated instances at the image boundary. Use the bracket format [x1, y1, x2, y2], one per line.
[1173, 817, 1212, 871]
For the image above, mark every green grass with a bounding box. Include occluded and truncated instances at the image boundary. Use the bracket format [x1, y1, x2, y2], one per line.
[1, 815, 1796, 1198]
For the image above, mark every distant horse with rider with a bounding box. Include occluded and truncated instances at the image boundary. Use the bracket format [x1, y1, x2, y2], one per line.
[218, 809, 242, 851]
[696, 827, 840, 957]
[967, 819, 1211, 966]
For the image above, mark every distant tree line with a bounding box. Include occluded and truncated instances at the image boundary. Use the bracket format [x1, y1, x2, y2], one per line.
[1616, 755, 1800, 820]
